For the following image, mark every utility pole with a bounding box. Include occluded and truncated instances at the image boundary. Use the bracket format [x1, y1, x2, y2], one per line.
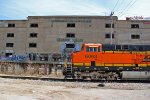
[110, 11, 114, 44]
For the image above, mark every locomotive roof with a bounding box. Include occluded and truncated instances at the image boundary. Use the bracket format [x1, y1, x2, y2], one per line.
[83, 43, 102, 46]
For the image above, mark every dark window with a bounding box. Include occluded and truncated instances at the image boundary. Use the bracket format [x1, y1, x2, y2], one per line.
[139, 47, 144, 51]
[30, 23, 38, 27]
[30, 33, 37, 38]
[66, 44, 75, 48]
[112, 34, 114, 38]
[29, 43, 37, 48]
[122, 45, 129, 50]
[8, 23, 15, 27]
[105, 34, 110, 38]
[86, 47, 90, 52]
[98, 47, 100, 52]
[131, 34, 140, 39]
[105, 23, 114, 28]
[131, 24, 139, 28]
[40, 54, 48, 61]
[66, 33, 75, 38]
[5, 53, 13, 57]
[105, 33, 114, 39]
[116, 45, 121, 50]
[86, 47, 97, 52]
[7, 33, 14, 37]
[6, 43, 14, 47]
[67, 23, 75, 27]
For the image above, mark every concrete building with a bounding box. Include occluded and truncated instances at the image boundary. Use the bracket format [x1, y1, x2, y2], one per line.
[0, 16, 150, 60]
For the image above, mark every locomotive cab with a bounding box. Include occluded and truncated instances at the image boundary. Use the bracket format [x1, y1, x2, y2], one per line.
[84, 43, 102, 67]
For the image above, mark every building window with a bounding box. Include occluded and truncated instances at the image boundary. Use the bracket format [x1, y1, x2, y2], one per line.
[7, 33, 14, 37]
[131, 24, 139, 28]
[8, 23, 15, 27]
[105, 23, 114, 28]
[131, 34, 140, 39]
[30, 23, 38, 27]
[105, 33, 114, 38]
[29, 43, 37, 48]
[30, 33, 37, 38]
[5, 53, 13, 57]
[66, 44, 75, 48]
[66, 33, 75, 38]
[67, 23, 75, 27]
[6, 43, 14, 47]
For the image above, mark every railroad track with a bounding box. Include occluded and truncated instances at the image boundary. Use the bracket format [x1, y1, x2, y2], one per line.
[0, 75, 149, 83]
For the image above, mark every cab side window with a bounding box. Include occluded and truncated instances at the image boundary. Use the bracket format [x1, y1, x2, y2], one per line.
[86, 47, 100, 52]
[86, 47, 90, 52]
[98, 47, 100, 52]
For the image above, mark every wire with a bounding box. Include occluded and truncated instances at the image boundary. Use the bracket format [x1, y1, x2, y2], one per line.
[119, 0, 137, 17]
[112, 0, 120, 12]
[115, 0, 125, 12]
[117, 0, 136, 17]
[117, 0, 134, 16]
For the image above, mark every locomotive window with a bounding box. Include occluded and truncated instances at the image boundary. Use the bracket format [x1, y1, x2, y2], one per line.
[86, 47, 90, 52]
[139, 47, 144, 51]
[123, 45, 129, 50]
[89, 47, 93, 52]
[93, 48, 97, 52]
[116, 45, 121, 50]
[86, 47, 98, 52]
[98, 47, 100, 52]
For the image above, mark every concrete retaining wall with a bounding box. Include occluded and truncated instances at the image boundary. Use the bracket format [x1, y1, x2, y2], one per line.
[0, 62, 63, 77]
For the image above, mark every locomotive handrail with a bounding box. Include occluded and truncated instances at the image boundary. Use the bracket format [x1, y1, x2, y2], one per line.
[102, 50, 150, 54]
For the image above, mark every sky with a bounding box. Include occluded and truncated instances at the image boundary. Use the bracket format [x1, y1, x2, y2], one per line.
[0, 0, 149, 20]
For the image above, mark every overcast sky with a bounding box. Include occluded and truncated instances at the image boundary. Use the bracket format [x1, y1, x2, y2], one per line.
[0, 0, 149, 20]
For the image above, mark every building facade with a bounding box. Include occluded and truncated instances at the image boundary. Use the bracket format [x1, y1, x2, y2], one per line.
[0, 16, 150, 59]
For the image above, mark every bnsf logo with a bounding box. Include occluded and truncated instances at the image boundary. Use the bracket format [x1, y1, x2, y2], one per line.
[143, 55, 150, 62]
[85, 55, 97, 58]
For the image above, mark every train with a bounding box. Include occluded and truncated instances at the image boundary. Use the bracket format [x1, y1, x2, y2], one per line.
[63, 43, 150, 80]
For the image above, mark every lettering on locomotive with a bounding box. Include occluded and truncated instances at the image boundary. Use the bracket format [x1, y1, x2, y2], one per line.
[143, 55, 150, 62]
[85, 54, 97, 58]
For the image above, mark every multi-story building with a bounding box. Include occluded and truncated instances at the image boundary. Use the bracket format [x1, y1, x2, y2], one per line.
[0, 16, 150, 60]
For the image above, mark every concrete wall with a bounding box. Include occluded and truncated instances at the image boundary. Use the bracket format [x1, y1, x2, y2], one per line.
[0, 62, 63, 77]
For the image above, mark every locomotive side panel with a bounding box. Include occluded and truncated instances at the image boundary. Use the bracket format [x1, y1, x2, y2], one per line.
[101, 53, 135, 64]
[70, 43, 150, 80]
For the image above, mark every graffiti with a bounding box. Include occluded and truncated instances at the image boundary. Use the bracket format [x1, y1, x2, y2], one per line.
[0, 55, 27, 62]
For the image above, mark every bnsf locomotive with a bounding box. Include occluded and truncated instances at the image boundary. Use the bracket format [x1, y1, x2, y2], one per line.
[64, 43, 150, 80]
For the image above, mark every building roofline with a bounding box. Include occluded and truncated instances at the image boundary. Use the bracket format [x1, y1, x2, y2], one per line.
[0, 20, 27, 21]
[27, 15, 118, 19]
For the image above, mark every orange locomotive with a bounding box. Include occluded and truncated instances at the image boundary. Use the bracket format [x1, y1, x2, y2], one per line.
[66, 43, 150, 80]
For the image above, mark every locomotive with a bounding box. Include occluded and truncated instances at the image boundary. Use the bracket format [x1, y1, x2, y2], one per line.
[64, 43, 150, 80]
